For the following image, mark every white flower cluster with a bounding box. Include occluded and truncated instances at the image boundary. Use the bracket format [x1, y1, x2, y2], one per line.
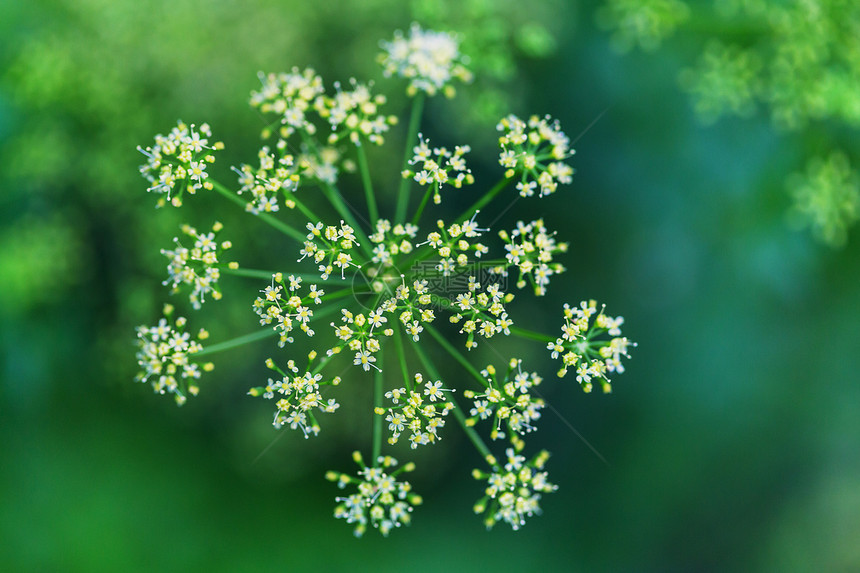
[547, 300, 634, 392]
[137, 121, 223, 207]
[376, 373, 454, 448]
[402, 134, 474, 205]
[299, 221, 362, 279]
[135, 27, 637, 537]
[161, 221, 236, 309]
[328, 453, 422, 537]
[422, 214, 489, 276]
[327, 278, 439, 372]
[472, 449, 557, 531]
[250, 68, 325, 139]
[249, 356, 341, 437]
[464, 359, 545, 444]
[134, 305, 212, 405]
[497, 219, 568, 296]
[329, 308, 387, 372]
[369, 219, 419, 267]
[233, 146, 300, 214]
[252, 273, 324, 347]
[379, 23, 473, 97]
[497, 114, 574, 197]
[449, 278, 514, 350]
[297, 144, 354, 185]
[316, 80, 396, 146]
[380, 278, 437, 343]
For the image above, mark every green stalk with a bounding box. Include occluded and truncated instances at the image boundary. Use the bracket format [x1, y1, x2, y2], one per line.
[410, 184, 435, 227]
[311, 351, 338, 376]
[392, 327, 412, 389]
[424, 324, 485, 385]
[372, 347, 384, 467]
[291, 195, 323, 228]
[412, 341, 494, 461]
[356, 142, 379, 223]
[210, 180, 306, 243]
[457, 176, 512, 221]
[219, 267, 279, 280]
[298, 132, 374, 258]
[220, 267, 345, 283]
[508, 326, 554, 343]
[194, 328, 276, 357]
[320, 286, 363, 304]
[394, 93, 425, 224]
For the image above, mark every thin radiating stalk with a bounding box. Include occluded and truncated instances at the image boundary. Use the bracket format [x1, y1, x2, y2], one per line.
[356, 143, 378, 223]
[395, 93, 425, 224]
[372, 347, 384, 467]
[412, 340, 494, 462]
[424, 324, 486, 385]
[292, 195, 323, 228]
[195, 328, 277, 357]
[299, 132, 374, 258]
[458, 176, 511, 221]
[220, 267, 345, 283]
[210, 180, 306, 243]
[410, 185, 435, 227]
[392, 328, 412, 388]
[508, 326, 554, 343]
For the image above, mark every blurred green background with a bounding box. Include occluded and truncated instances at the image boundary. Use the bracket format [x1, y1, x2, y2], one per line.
[2, 0, 859, 571]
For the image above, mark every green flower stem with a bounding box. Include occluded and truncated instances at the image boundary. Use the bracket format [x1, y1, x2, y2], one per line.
[311, 352, 337, 376]
[424, 324, 485, 385]
[297, 132, 374, 257]
[412, 341, 494, 462]
[458, 176, 512, 221]
[320, 286, 362, 303]
[410, 184, 435, 227]
[220, 267, 344, 283]
[372, 346, 384, 467]
[392, 327, 412, 389]
[395, 93, 425, 224]
[291, 195, 324, 229]
[210, 179, 306, 243]
[219, 267, 279, 280]
[508, 326, 554, 343]
[195, 328, 277, 357]
[356, 142, 379, 223]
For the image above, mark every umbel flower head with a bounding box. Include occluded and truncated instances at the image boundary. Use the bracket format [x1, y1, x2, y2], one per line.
[498, 114, 574, 198]
[472, 448, 557, 530]
[402, 133, 474, 205]
[248, 353, 341, 437]
[137, 121, 224, 207]
[379, 23, 473, 97]
[496, 218, 568, 296]
[161, 221, 237, 309]
[464, 358, 545, 446]
[326, 452, 422, 537]
[134, 304, 213, 405]
[547, 300, 635, 392]
[132, 27, 636, 537]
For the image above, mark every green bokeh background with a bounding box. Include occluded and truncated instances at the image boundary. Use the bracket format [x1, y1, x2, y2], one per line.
[2, 0, 859, 571]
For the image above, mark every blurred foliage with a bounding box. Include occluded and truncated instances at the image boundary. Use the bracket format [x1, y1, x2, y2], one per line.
[787, 151, 859, 246]
[598, 0, 860, 246]
[595, 0, 690, 52]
